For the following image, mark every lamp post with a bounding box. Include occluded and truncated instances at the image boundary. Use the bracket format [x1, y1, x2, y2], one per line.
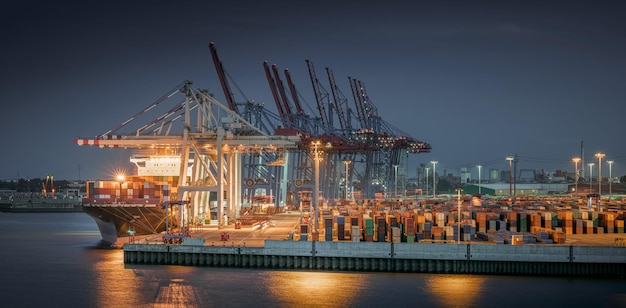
[477, 165, 482, 195]
[393, 164, 399, 199]
[608, 160, 614, 200]
[430, 161, 438, 198]
[343, 159, 351, 200]
[425, 167, 430, 198]
[572, 157, 581, 194]
[456, 188, 463, 243]
[506, 156, 514, 196]
[588, 162, 594, 194]
[595, 153, 605, 205]
[311, 141, 322, 241]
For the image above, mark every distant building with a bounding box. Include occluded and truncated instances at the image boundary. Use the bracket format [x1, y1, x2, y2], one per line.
[461, 183, 569, 196]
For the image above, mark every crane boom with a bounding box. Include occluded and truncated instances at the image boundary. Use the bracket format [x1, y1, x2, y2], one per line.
[284, 68, 304, 115]
[209, 42, 239, 113]
[263, 61, 288, 128]
[271, 64, 295, 127]
[326, 67, 350, 133]
[306, 59, 330, 130]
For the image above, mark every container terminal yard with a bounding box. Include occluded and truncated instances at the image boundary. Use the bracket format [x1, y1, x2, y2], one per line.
[127, 195, 626, 248]
[71, 44, 626, 276]
[122, 195, 626, 278]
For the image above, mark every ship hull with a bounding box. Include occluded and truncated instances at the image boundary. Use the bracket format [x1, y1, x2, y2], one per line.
[82, 203, 168, 244]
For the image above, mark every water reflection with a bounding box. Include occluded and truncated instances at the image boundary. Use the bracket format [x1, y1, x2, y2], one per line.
[425, 274, 485, 308]
[91, 250, 145, 307]
[154, 278, 200, 308]
[266, 271, 366, 306]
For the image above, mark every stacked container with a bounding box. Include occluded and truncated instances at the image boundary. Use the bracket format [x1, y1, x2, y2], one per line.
[615, 220, 624, 233]
[336, 216, 345, 240]
[600, 212, 615, 233]
[364, 217, 374, 242]
[325, 217, 333, 241]
[376, 217, 386, 242]
[558, 211, 573, 234]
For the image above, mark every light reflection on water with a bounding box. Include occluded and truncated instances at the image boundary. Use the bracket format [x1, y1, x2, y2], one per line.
[425, 274, 485, 308]
[265, 271, 366, 306]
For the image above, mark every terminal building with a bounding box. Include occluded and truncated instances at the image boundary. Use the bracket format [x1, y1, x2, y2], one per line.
[461, 183, 569, 196]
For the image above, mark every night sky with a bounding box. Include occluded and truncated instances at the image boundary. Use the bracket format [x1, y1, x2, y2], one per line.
[2, 0, 625, 181]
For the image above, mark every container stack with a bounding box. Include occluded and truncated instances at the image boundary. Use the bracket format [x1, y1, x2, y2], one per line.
[463, 224, 473, 241]
[444, 226, 455, 241]
[336, 216, 345, 240]
[558, 211, 573, 234]
[423, 221, 432, 239]
[517, 212, 528, 232]
[590, 211, 599, 227]
[551, 231, 566, 244]
[584, 220, 595, 234]
[364, 217, 374, 241]
[391, 227, 401, 243]
[376, 217, 386, 242]
[529, 212, 541, 231]
[574, 219, 584, 234]
[386, 215, 398, 242]
[403, 216, 415, 243]
[476, 212, 487, 233]
[615, 219, 624, 233]
[600, 212, 615, 233]
[435, 212, 446, 227]
[507, 211, 518, 232]
[324, 217, 333, 241]
[541, 212, 552, 229]
[352, 226, 360, 242]
[300, 224, 308, 241]
[432, 226, 443, 240]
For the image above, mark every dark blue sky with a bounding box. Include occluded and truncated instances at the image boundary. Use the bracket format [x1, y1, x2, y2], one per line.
[1, 0, 625, 181]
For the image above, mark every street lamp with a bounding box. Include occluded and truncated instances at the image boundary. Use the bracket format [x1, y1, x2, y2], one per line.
[425, 167, 430, 198]
[343, 159, 351, 200]
[608, 160, 614, 200]
[311, 141, 323, 241]
[456, 188, 463, 243]
[506, 156, 514, 196]
[596, 153, 605, 205]
[588, 162, 594, 194]
[477, 165, 482, 195]
[393, 164, 399, 199]
[430, 161, 438, 198]
[572, 157, 581, 194]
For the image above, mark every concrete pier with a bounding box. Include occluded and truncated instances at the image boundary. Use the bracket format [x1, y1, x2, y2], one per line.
[124, 240, 626, 277]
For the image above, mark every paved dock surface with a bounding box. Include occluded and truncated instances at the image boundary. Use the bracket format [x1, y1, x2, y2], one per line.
[121, 212, 626, 248]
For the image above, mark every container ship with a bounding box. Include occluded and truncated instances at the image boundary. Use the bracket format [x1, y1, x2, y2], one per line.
[82, 155, 182, 244]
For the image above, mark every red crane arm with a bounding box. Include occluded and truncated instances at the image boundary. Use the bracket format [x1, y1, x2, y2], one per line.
[209, 42, 238, 113]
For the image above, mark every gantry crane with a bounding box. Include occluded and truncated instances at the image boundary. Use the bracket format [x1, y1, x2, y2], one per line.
[75, 80, 299, 226]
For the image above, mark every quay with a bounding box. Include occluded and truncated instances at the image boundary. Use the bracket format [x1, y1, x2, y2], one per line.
[123, 211, 626, 278]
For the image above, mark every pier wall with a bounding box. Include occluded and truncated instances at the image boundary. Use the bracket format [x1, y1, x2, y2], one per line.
[124, 241, 626, 277]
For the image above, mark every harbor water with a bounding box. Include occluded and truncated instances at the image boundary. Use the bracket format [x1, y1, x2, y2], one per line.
[1, 213, 625, 307]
